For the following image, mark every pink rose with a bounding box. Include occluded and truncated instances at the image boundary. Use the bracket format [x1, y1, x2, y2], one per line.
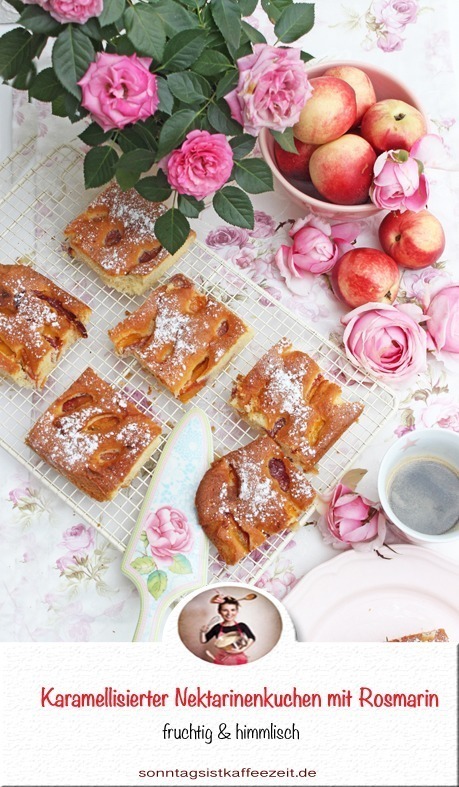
[225, 44, 313, 136]
[8, 486, 31, 505]
[56, 554, 77, 573]
[373, 0, 418, 29]
[425, 285, 459, 352]
[417, 398, 459, 432]
[78, 53, 159, 132]
[317, 484, 386, 551]
[23, 0, 103, 24]
[160, 130, 233, 200]
[275, 216, 360, 294]
[370, 150, 429, 212]
[206, 226, 249, 249]
[145, 506, 193, 566]
[59, 524, 94, 557]
[249, 211, 277, 238]
[342, 302, 427, 383]
[376, 31, 405, 52]
[256, 571, 297, 600]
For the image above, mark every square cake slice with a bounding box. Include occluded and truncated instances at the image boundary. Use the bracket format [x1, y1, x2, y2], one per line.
[109, 273, 253, 402]
[0, 262, 91, 389]
[230, 339, 363, 471]
[388, 629, 449, 642]
[26, 368, 162, 501]
[195, 435, 315, 565]
[64, 182, 196, 295]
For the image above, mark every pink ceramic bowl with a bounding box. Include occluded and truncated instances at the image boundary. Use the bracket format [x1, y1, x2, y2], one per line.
[259, 60, 427, 220]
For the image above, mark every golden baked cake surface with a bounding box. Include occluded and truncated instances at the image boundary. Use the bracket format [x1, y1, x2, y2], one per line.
[0, 262, 91, 388]
[26, 367, 162, 501]
[64, 183, 195, 294]
[231, 339, 363, 470]
[195, 435, 315, 565]
[389, 629, 449, 642]
[110, 273, 253, 402]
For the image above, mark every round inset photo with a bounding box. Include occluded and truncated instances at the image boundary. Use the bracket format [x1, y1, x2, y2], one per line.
[178, 585, 283, 665]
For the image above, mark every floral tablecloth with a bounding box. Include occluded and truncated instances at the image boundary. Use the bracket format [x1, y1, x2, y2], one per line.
[1, 0, 459, 641]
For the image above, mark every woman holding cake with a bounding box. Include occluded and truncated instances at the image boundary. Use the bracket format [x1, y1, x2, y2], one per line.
[200, 592, 256, 665]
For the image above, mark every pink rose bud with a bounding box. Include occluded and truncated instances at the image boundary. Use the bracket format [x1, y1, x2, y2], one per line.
[370, 149, 429, 212]
[342, 302, 427, 383]
[426, 285, 459, 352]
[225, 44, 313, 136]
[275, 215, 360, 294]
[145, 506, 193, 567]
[78, 53, 159, 132]
[160, 130, 233, 201]
[23, 0, 103, 24]
[316, 483, 387, 551]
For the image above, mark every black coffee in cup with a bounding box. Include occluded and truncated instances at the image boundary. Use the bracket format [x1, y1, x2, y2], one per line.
[388, 456, 459, 535]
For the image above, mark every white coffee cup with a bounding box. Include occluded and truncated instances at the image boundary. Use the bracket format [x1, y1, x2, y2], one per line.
[377, 428, 459, 544]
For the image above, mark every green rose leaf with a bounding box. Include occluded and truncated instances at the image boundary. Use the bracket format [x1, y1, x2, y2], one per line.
[240, 20, 267, 44]
[240, 0, 259, 16]
[29, 32, 48, 60]
[83, 145, 119, 188]
[19, 6, 61, 35]
[156, 109, 200, 159]
[3, 0, 25, 12]
[147, 569, 168, 600]
[151, 0, 199, 36]
[79, 121, 112, 147]
[169, 554, 193, 575]
[161, 29, 207, 71]
[140, 530, 150, 547]
[12, 61, 36, 91]
[99, 0, 125, 26]
[234, 158, 274, 193]
[213, 186, 254, 229]
[215, 69, 238, 101]
[301, 51, 314, 62]
[167, 72, 211, 105]
[52, 26, 95, 100]
[29, 67, 63, 102]
[270, 127, 298, 153]
[51, 90, 85, 122]
[207, 99, 242, 136]
[156, 76, 174, 115]
[0, 28, 32, 80]
[116, 149, 156, 190]
[274, 3, 315, 43]
[124, 5, 166, 61]
[192, 49, 232, 77]
[78, 18, 103, 41]
[178, 194, 205, 218]
[210, 0, 241, 56]
[229, 134, 256, 160]
[261, 0, 292, 23]
[154, 208, 191, 255]
[130, 556, 156, 575]
[135, 172, 172, 202]
[116, 127, 149, 153]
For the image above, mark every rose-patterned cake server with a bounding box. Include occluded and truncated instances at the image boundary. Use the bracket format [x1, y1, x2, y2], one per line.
[121, 408, 212, 641]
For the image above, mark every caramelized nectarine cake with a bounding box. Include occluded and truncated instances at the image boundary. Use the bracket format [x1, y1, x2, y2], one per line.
[0, 263, 91, 389]
[109, 273, 253, 402]
[26, 367, 162, 501]
[64, 182, 196, 295]
[388, 629, 449, 643]
[195, 435, 315, 565]
[230, 339, 363, 471]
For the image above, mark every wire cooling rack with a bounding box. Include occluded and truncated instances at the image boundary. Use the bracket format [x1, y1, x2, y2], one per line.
[0, 143, 397, 583]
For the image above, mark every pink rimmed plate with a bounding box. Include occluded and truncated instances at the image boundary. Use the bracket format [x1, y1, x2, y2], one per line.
[283, 545, 459, 642]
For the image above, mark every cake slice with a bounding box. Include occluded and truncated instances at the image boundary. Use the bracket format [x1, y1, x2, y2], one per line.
[0, 262, 91, 389]
[26, 368, 162, 501]
[64, 182, 196, 295]
[388, 629, 449, 642]
[195, 435, 315, 565]
[230, 339, 363, 470]
[109, 273, 253, 402]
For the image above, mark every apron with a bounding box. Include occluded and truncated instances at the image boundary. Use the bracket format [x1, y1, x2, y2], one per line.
[214, 623, 248, 666]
